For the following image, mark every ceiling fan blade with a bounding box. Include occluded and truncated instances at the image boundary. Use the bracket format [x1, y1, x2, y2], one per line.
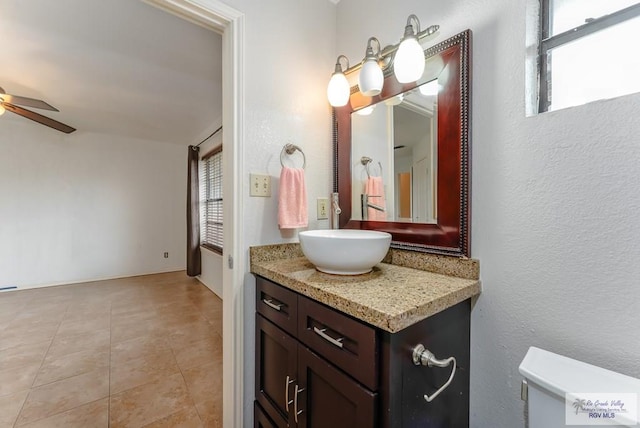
[0, 93, 59, 111]
[2, 102, 76, 134]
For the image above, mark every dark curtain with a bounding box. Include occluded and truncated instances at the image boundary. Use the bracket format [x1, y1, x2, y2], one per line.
[187, 145, 202, 276]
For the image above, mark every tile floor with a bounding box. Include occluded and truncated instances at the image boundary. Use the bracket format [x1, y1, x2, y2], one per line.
[0, 271, 223, 427]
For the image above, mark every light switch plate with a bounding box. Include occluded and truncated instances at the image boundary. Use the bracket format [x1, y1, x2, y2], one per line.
[317, 197, 329, 220]
[250, 173, 271, 197]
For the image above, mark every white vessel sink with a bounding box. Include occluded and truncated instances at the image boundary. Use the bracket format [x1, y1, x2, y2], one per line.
[298, 229, 392, 275]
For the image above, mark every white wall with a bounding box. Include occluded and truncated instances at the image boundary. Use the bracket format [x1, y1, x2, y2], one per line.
[204, 0, 336, 422]
[336, 1, 640, 427]
[0, 119, 187, 289]
[351, 106, 392, 220]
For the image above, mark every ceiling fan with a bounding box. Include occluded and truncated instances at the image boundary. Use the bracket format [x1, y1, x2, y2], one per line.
[0, 86, 76, 134]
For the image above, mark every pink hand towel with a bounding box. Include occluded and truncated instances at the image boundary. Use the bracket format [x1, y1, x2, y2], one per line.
[278, 167, 308, 229]
[364, 176, 386, 221]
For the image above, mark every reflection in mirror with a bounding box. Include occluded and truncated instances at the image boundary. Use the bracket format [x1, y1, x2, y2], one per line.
[351, 80, 438, 224]
[335, 29, 471, 257]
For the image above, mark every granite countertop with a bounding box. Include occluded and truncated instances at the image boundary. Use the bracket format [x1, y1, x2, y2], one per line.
[250, 244, 481, 333]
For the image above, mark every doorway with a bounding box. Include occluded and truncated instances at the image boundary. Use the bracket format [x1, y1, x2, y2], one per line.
[145, 1, 245, 426]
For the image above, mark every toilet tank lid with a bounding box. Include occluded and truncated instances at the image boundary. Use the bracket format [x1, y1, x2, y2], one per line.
[519, 347, 640, 398]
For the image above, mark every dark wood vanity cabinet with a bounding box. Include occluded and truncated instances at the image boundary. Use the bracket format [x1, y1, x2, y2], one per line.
[255, 275, 471, 428]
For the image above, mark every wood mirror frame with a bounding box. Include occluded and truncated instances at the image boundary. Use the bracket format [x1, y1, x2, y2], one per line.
[334, 29, 471, 257]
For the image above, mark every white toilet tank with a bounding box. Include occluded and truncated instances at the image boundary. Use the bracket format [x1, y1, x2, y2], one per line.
[519, 347, 640, 428]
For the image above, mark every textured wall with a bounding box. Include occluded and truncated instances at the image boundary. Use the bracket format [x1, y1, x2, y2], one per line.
[0, 120, 187, 289]
[218, 0, 337, 422]
[336, 0, 640, 426]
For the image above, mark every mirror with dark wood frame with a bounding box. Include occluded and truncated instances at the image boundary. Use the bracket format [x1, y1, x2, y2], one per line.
[334, 29, 471, 257]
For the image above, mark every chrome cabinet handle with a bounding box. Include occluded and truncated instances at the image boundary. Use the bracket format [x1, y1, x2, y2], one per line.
[412, 344, 457, 402]
[285, 375, 295, 411]
[294, 384, 305, 423]
[313, 326, 344, 349]
[263, 298, 283, 311]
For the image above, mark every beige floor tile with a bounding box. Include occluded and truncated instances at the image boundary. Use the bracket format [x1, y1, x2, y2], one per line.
[110, 345, 181, 394]
[46, 329, 110, 359]
[14, 304, 68, 322]
[16, 397, 109, 428]
[173, 334, 223, 371]
[110, 372, 195, 428]
[0, 363, 40, 397]
[5, 272, 223, 427]
[33, 348, 110, 387]
[194, 399, 223, 428]
[167, 320, 221, 350]
[182, 361, 223, 403]
[55, 316, 110, 338]
[110, 319, 169, 345]
[110, 336, 171, 365]
[141, 406, 203, 428]
[0, 323, 59, 351]
[63, 304, 111, 322]
[16, 368, 109, 425]
[0, 340, 51, 371]
[0, 389, 29, 427]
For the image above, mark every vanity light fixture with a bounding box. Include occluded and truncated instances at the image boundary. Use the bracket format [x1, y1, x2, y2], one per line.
[0, 104, 5, 116]
[419, 79, 439, 96]
[384, 93, 404, 106]
[355, 105, 376, 116]
[358, 37, 384, 96]
[394, 14, 426, 83]
[327, 55, 351, 107]
[326, 16, 439, 107]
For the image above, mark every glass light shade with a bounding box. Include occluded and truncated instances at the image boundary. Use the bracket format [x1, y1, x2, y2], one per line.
[419, 80, 439, 96]
[355, 105, 376, 116]
[384, 93, 404, 106]
[327, 72, 350, 107]
[358, 58, 383, 96]
[394, 36, 425, 83]
[0, 104, 5, 116]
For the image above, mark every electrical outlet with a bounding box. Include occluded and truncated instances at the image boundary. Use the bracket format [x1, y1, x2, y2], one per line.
[317, 197, 329, 220]
[250, 173, 271, 197]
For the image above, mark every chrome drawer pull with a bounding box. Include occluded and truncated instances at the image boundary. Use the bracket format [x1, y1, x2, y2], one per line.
[313, 326, 344, 349]
[285, 375, 295, 411]
[294, 384, 305, 423]
[263, 298, 283, 311]
[412, 344, 457, 402]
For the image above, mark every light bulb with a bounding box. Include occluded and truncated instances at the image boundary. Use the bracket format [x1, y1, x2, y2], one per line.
[394, 36, 425, 83]
[419, 80, 439, 96]
[327, 72, 350, 107]
[0, 104, 5, 116]
[358, 38, 384, 96]
[355, 105, 376, 116]
[384, 93, 404, 106]
[359, 58, 384, 96]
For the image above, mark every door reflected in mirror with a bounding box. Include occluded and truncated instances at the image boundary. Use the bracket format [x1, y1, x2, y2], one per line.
[351, 79, 438, 224]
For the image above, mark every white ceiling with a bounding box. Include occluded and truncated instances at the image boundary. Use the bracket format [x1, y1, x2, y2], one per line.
[0, 0, 222, 145]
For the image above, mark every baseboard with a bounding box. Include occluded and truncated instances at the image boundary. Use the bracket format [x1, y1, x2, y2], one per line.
[196, 275, 223, 300]
[3, 268, 187, 292]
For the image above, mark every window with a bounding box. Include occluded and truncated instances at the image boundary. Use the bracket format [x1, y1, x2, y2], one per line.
[538, 0, 640, 112]
[201, 147, 223, 253]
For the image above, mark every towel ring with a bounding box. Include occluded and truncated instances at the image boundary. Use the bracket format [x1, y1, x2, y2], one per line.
[280, 144, 306, 169]
[360, 156, 382, 178]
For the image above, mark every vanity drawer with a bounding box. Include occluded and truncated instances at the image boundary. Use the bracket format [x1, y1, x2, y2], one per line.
[256, 276, 298, 336]
[297, 295, 378, 390]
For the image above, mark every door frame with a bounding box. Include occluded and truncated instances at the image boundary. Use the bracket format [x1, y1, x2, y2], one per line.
[144, 1, 245, 426]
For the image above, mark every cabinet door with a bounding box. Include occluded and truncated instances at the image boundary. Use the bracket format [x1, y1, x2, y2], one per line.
[254, 402, 280, 428]
[256, 314, 297, 426]
[296, 346, 377, 428]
